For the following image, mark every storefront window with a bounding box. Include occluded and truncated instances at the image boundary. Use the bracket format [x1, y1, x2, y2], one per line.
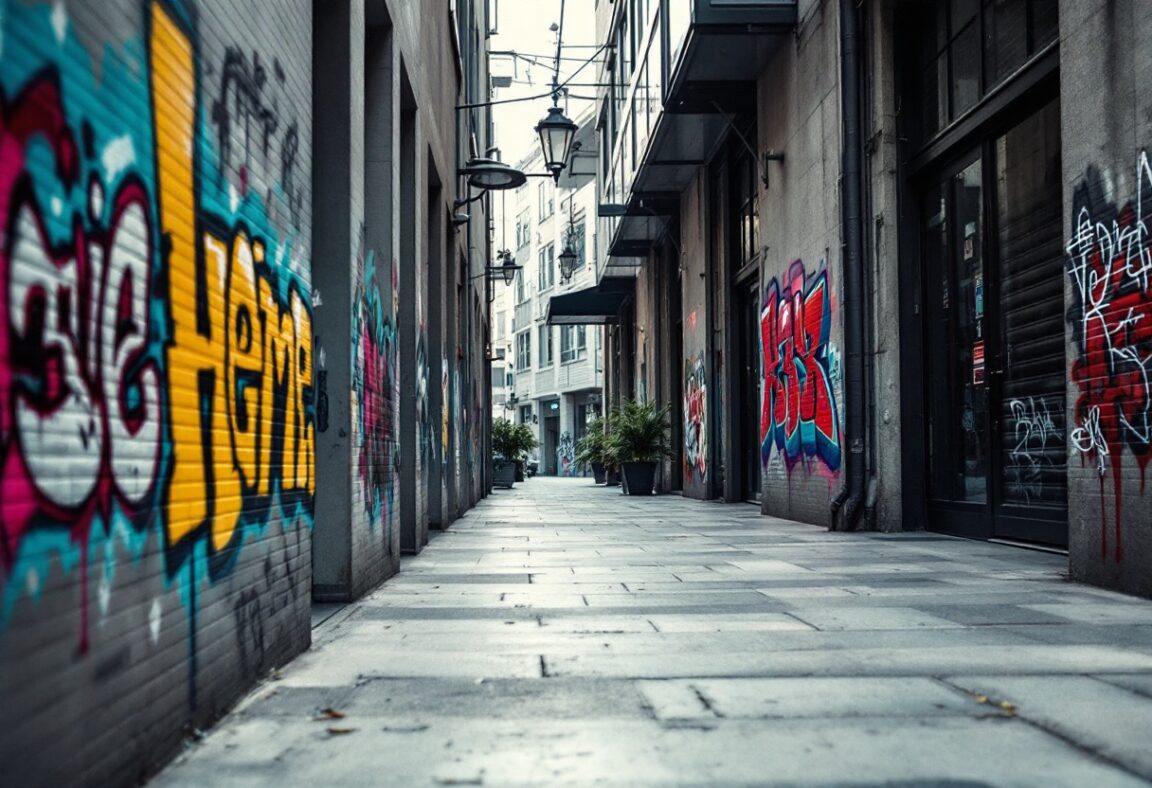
[909, 0, 1058, 144]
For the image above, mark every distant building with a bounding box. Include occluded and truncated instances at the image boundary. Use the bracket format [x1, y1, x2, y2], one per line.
[492, 108, 604, 476]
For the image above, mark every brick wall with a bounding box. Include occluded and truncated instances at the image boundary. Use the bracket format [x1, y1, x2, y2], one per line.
[0, 0, 314, 782]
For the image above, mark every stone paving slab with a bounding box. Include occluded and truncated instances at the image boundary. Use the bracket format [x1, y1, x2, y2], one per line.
[153, 478, 1152, 786]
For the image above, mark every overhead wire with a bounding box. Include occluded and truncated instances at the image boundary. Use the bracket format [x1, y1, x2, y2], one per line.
[457, 40, 611, 109]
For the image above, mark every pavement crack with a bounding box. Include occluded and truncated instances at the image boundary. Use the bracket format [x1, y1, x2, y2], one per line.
[647, 619, 661, 632]
[691, 685, 724, 718]
[581, 595, 589, 606]
[538, 655, 551, 678]
[782, 610, 819, 630]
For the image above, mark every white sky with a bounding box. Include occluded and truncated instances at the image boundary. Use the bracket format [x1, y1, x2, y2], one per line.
[488, 0, 600, 168]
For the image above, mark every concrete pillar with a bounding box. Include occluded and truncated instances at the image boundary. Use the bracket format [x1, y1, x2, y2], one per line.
[399, 71, 429, 553]
[363, 17, 401, 567]
[311, 0, 362, 601]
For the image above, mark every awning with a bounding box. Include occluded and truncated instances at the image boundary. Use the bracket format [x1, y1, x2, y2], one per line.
[546, 279, 633, 325]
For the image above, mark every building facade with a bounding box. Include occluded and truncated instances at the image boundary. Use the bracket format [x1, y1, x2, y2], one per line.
[586, 0, 1151, 598]
[0, 0, 494, 783]
[502, 129, 605, 476]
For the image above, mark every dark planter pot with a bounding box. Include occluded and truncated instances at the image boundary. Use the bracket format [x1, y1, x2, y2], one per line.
[592, 463, 606, 485]
[493, 460, 516, 489]
[514, 461, 525, 482]
[622, 462, 656, 496]
[605, 469, 620, 487]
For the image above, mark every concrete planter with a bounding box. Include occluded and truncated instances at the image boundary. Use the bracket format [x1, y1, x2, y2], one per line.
[621, 462, 657, 496]
[493, 460, 516, 489]
[592, 463, 606, 484]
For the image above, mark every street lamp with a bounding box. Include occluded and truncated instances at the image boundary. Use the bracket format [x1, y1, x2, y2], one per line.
[497, 249, 519, 286]
[558, 244, 578, 283]
[459, 157, 527, 191]
[535, 104, 578, 183]
[474, 249, 521, 287]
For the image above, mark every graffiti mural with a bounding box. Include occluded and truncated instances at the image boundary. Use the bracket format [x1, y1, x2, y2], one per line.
[1066, 150, 1152, 561]
[453, 367, 462, 484]
[760, 259, 842, 474]
[351, 232, 398, 534]
[0, 0, 313, 695]
[1006, 396, 1063, 504]
[558, 431, 576, 477]
[441, 363, 450, 468]
[416, 330, 431, 466]
[683, 353, 707, 481]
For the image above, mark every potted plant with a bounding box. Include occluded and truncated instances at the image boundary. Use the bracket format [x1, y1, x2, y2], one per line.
[513, 423, 539, 481]
[491, 419, 538, 487]
[575, 417, 610, 484]
[609, 400, 670, 496]
[491, 418, 518, 488]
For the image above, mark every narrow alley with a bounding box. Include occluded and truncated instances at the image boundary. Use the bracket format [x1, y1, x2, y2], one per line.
[154, 478, 1152, 786]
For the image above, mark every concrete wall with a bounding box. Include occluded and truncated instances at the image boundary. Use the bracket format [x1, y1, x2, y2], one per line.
[757, 0, 845, 527]
[0, 0, 314, 782]
[312, 0, 401, 603]
[862, 0, 904, 532]
[680, 172, 712, 498]
[1060, 0, 1152, 597]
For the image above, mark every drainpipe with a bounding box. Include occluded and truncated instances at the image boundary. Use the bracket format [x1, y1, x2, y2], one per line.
[830, 0, 866, 532]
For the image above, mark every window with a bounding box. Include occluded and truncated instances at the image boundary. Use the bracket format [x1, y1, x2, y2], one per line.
[537, 243, 555, 291]
[568, 216, 587, 271]
[538, 181, 554, 222]
[516, 331, 532, 370]
[538, 325, 553, 367]
[516, 256, 529, 303]
[560, 324, 587, 363]
[910, 0, 1058, 144]
[505, 371, 514, 387]
[734, 149, 760, 268]
[518, 209, 533, 248]
[519, 405, 532, 425]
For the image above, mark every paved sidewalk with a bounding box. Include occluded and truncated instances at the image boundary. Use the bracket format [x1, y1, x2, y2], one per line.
[155, 478, 1152, 786]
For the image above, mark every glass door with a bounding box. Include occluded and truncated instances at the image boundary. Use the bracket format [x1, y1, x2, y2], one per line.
[922, 99, 1066, 546]
[924, 155, 990, 537]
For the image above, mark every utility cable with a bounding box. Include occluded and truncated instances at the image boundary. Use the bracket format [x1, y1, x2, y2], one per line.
[457, 40, 611, 109]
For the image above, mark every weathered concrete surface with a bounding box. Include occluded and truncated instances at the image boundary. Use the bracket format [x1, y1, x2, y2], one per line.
[153, 479, 1152, 786]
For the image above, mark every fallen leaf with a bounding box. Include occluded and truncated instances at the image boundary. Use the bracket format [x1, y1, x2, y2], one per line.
[326, 727, 358, 736]
[999, 701, 1017, 714]
[315, 708, 346, 721]
[974, 695, 989, 704]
